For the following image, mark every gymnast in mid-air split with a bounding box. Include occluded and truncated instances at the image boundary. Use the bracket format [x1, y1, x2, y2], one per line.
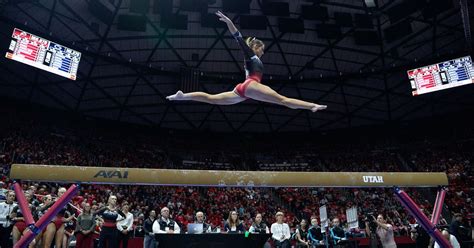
[166, 11, 327, 112]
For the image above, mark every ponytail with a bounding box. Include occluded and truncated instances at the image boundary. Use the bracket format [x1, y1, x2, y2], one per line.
[245, 37, 265, 52]
[245, 37, 256, 46]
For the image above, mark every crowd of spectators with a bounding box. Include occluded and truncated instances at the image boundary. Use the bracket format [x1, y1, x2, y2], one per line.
[0, 107, 472, 247]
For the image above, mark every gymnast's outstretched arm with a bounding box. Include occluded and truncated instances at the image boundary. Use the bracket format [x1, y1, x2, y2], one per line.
[216, 11, 237, 34]
[216, 11, 255, 59]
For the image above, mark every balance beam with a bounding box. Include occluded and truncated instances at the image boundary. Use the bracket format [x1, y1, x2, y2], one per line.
[10, 164, 448, 187]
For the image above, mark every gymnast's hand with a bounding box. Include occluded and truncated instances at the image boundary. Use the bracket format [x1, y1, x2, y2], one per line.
[216, 11, 238, 34]
[216, 11, 231, 24]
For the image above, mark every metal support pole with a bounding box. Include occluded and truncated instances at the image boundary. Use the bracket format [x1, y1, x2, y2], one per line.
[325, 226, 329, 248]
[393, 187, 452, 248]
[431, 187, 447, 225]
[12, 182, 35, 227]
[14, 184, 79, 248]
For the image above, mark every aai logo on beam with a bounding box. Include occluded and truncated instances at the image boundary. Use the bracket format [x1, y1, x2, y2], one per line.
[93, 170, 129, 179]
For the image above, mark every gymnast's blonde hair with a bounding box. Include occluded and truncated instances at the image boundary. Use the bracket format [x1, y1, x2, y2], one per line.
[245, 37, 264, 50]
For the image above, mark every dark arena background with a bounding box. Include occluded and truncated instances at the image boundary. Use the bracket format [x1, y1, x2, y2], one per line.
[0, 0, 473, 248]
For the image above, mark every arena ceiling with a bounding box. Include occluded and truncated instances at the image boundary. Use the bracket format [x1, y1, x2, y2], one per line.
[0, 0, 473, 132]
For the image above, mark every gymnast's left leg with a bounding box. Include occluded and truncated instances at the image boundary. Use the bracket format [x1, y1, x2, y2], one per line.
[244, 83, 327, 112]
[166, 90, 245, 105]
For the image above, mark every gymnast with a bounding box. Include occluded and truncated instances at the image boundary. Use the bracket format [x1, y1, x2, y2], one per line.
[166, 11, 327, 112]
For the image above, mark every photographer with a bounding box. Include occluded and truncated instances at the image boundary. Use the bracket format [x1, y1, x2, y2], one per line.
[449, 214, 463, 240]
[365, 214, 397, 248]
[449, 214, 471, 248]
[410, 220, 430, 248]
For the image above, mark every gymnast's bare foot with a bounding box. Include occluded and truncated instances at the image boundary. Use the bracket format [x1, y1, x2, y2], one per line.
[311, 104, 327, 112]
[166, 91, 185, 101]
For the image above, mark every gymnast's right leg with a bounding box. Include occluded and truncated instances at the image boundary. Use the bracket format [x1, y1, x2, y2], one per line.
[166, 90, 246, 105]
[244, 82, 327, 112]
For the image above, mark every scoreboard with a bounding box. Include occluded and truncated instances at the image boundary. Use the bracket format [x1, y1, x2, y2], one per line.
[407, 56, 474, 96]
[5, 28, 81, 80]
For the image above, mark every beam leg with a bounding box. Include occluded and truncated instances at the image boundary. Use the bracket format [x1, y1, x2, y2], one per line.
[12, 183, 35, 226]
[431, 187, 447, 225]
[432, 189, 441, 223]
[393, 187, 452, 248]
[14, 184, 79, 248]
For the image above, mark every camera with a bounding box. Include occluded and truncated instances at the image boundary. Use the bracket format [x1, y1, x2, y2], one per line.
[364, 213, 377, 233]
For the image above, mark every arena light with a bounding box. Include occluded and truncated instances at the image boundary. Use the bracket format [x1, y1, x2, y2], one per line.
[5, 28, 81, 80]
[364, 0, 377, 8]
[408, 55, 474, 96]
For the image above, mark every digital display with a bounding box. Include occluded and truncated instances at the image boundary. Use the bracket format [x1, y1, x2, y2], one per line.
[5, 28, 81, 80]
[407, 55, 474, 96]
